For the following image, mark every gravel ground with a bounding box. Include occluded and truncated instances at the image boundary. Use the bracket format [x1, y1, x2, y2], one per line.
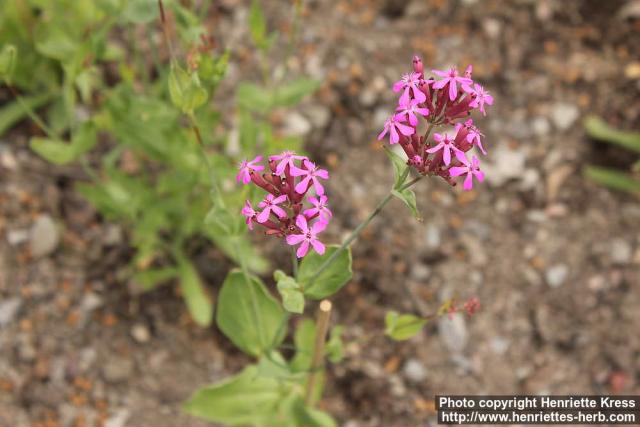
[1, 0, 639, 426]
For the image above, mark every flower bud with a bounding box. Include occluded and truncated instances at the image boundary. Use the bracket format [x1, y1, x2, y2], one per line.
[412, 55, 424, 75]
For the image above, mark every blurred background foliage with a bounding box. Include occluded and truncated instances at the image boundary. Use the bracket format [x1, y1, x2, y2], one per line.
[0, 0, 319, 326]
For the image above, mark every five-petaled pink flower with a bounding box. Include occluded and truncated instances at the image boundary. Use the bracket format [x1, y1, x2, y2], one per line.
[468, 83, 494, 115]
[236, 155, 264, 184]
[449, 153, 485, 191]
[257, 194, 288, 223]
[286, 215, 326, 258]
[395, 98, 430, 127]
[378, 115, 415, 145]
[456, 119, 486, 155]
[431, 67, 473, 101]
[241, 200, 257, 230]
[392, 72, 427, 104]
[269, 151, 307, 175]
[291, 159, 330, 195]
[304, 195, 332, 221]
[426, 133, 463, 166]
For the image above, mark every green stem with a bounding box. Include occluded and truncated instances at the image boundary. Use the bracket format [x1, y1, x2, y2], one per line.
[291, 246, 299, 278]
[305, 173, 424, 288]
[6, 84, 57, 139]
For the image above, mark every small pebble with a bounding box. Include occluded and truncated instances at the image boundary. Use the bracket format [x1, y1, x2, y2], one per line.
[402, 358, 427, 383]
[545, 264, 569, 288]
[131, 324, 151, 343]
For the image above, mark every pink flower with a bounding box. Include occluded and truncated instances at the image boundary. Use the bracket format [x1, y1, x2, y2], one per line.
[449, 153, 485, 191]
[257, 194, 288, 223]
[395, 98, 430, 127]
[378, 115, 415, 145]
[412, 55, 424, 76]
[241, 200, 257, 230]
[392, 72, 426, 104]
[455, 119, 486, 155]
[303, 195, 332, 221]
[236, 155, 264, 184]
[468, 83, 494, 115]
[269, 151, 306, 175]
[426, 133, 463, 166]
[286, 215, 326, 258]
[291, 159, 330, 195]
[431, 67, 473, 101]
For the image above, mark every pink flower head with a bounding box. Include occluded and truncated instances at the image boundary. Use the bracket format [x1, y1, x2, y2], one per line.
[468, 83, 494, 115]
[426, 132, 462, 166]
[286, 215, 326, 258]
[463, 297, 481, 316]
[291, 159, 330, 195]
[269, 151, 306, 175]
[455, 119, 486, 155]
[449, 153, 485, 191]
[431, 67, 473, 101]
[257, 193, 288, 223]
[395, 98, 430, 127]
[236, 155, 264, 184]
[392, 72, 426, 104]
[378, 115, 415, 145]
[304, 195, 332, 221]
[241, 200, 257, 230]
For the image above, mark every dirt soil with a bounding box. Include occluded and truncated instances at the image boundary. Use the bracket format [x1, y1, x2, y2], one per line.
[1, 0, 640, 426]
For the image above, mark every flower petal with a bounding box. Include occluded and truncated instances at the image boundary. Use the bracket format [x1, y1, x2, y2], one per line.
[295, 215, 308, 232]
[310, 239, 325, 255]
[296, 240, 310, 258]
[286, 234, 305, 245]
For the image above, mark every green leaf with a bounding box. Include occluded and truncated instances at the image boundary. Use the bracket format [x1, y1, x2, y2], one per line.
[326, 325, 344, 363]
[132, 267, 178, 291]
[275, 270, 305, 314]
[384, 311, 427, 341]
[123, 0, 158, 24]
[168, 63, 207, 115]
[384, 145, 409, 188]
[216, 270, 286, 356]
[297, 245, 352, 299]
[177, 257, 213, 327]
[391, 188, 420, 218]
[0, 44, 17, 83]
[249, 0, 267, 49]
[271, 78, 320, 108]
[257, 351, 292, 379]
[0, 92, 52, 136]
[290, 318, 315, 372]
[291, 397, 338, 427]
[584, 165, 640, 194]
[585, 115, 640, 154]
[237, 82, 272, 113]
[30, 138, 78, 165]
[184, 365, 290, 425]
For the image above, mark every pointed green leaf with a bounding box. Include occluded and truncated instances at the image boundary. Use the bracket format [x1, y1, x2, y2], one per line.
[177, 257, 213, 327]
[0, 44, 17, 83]
[291, 396, 338, 427]
[0, 92, 52, 136]
[585, 115, 640, 154]
[326, 325, 344, 363]
[168, 63, 207, 115]
[30, 138, 78, 165]
[584, 165, 640, 194]
[123, 0, 158, 24]
[216, 270, 286, 356]
[249, 0, 267, 48]
[275, 270, 305, 314]
[184, 365, 290, 425]
[297, 245, 352, 299]
[132, 267, 178, 291]
[391, 188, 420, 218]
[384, 311, 427, 341]
[384, 145, 409, 188]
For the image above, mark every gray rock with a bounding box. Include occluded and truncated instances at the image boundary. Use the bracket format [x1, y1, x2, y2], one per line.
[102, 358, 135, 383]
[283, 112, 311, 137]
[410, 264, 431, 281]
[305, 105, 331, 129]
[0, 298, 22, 327]
[438, 314, 468, 353]
[389, 374, 407, 397]
[7, 229, 29, 245]
[105, 409, 131, 427]
[531, 116, 551, 137]
[359, 88, 377, 107]
[545, 264, 569, 288]
[425, 224, 441, 250]
[402, 358, 427, 383]
[610, 239, 632, 264]
[29, 215, 60, 258]
[483, 18, 502, 39]
[103, 225, 123, 246]
[80, 292, 103, 312]
[131, 323, 151, 343]
[482, 144, 527, 186]
[551, 102, 580, 131]
[490, 336, 510, 355]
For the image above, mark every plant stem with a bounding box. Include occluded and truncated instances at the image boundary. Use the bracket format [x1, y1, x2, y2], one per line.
[6, 84, 57, 139]
[305, 300, 332, 406]
[291, 246, 299, 278]
[305, 173, 424, 288]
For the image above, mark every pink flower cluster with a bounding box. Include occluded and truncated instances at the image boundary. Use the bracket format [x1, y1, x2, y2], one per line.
[378, 56, 494, 190]
[237, 152, 331, 258]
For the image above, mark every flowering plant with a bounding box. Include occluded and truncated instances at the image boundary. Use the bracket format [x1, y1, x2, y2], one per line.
[185, 56, 492, 426]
